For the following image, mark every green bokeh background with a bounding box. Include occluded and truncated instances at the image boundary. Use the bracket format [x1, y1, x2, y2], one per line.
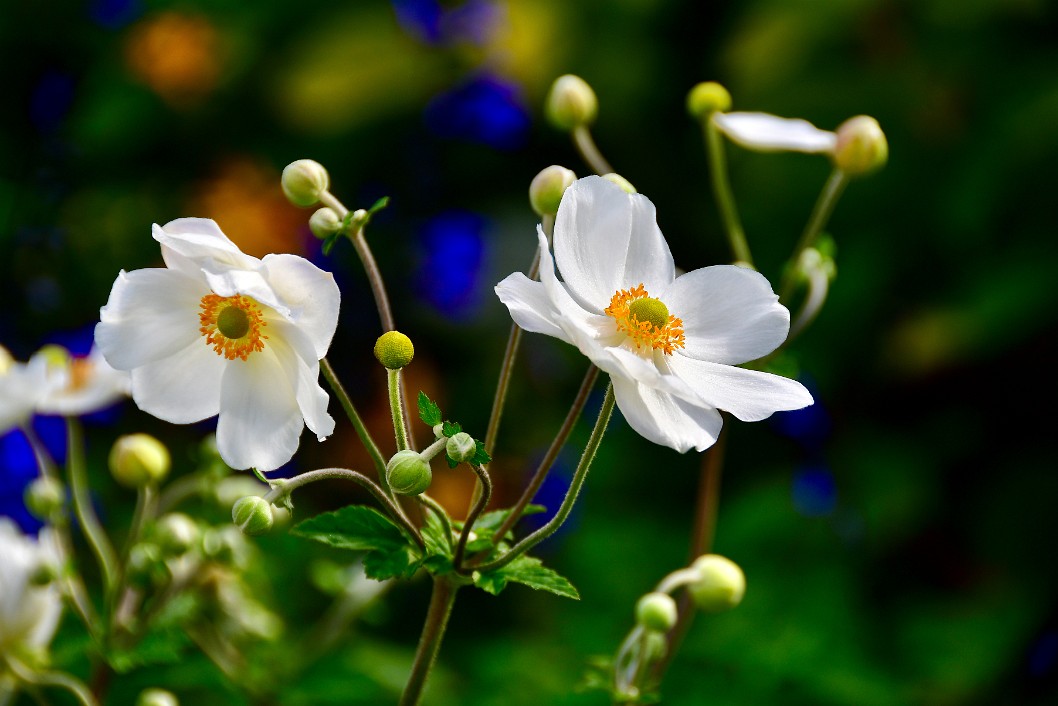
[3, 0, 1057, 704]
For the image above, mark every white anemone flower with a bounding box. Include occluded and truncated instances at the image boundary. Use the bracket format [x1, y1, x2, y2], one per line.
[495, 176, 812, 452]
[712, 111, 837, 154]
[95, 219, 340, 471]
[0, 519, 62, 657]
[35, 345, 131, 417]
[0, 346, 49, 435]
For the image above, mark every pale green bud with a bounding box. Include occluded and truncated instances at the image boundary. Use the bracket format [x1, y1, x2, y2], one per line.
[546, 74, 598, 130]
[29, 562, 58, 587]
[686, 81, 731, 119]
[232, 496, 274, 536]
[602, 173, 636, 194]
[529, 165, 576, 216]
[127, 543, 167, 588]
[832, 116, 888, 176]
[109, 434, 171, 488]
[635, 591, 678, 632]
[281, 159, 330, 207]
[386, 450, 432, 496]
[309, 207, 342, 239]
[446, 432, 477, 464]
[24, 477, 65, 520]
[688, 554, 745, 612]
[202, 526, 251, 568]
[137, 688, 179, 706]
[155, 513, 200, 556]
[642, 630, 669, 662]
[374, 331, 415, 370]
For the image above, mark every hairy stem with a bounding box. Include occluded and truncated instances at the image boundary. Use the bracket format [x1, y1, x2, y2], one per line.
[399, 577, 460, 706]
[572, 125, 614, 175]
[388, 368, 410, 452]
[704, 118, 753, 266]
[321, 358, 389, 492]
[66, 418, 118, 595]
[454, 464, 492, 572]
[779, 168, 848, 303]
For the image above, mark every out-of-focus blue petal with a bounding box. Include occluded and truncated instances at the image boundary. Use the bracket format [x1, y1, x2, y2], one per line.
[424, 74, 530, 150]
[392, 0, 444, 43]
[0, 429, 44, 534]
[415, 211, 488, 319]
[772, 381, 831, 450]
[30, 72, 75, 134]
[1029, 631, 1058, 678]
[791, 464, 837, 517]
[89, 0, 142, 29]
[519, 451, 578, 551]
[441, 0, 501, 45]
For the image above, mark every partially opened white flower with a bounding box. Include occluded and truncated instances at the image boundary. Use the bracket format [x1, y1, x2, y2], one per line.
[496, 176, 812, 452]
[95, 219, 340, 471]
[0, 519, 62, 657]
[35, 345, 131, 416]
[712, 111, 837, 154]
[0, 347, 53, 435]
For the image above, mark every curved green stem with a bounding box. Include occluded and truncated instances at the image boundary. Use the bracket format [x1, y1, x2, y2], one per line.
[399, 577, 459, 706]
[779, 168, 848, 303]
[454, 464, 492, 572]
[418, 494, 454, 550]
[572, 126, 614, 175]
[3, 655, 99, 706]
[321, 358, 389, 491]
[704, 118, 753, 266]
[388, 368, 410, 452]
[66, 418, 118, 595]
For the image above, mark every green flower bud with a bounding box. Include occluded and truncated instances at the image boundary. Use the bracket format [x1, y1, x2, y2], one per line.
[109, 434, 171, 488]
[373, 331, 415, 370]
[232, 496, 275, 536]
[686, 81, 732, 120]
[445, 432, 477, 464]
[529, 165, 576, 216]
[281, 159, 330, 207]
[202, 526, 251, 568]
[546, 74, 598, 131]
[309, 207, 342, 239]
[24, 477, 65, 520]
[127, 543, 167, 589]
[831, 116, 887, 176]
[602, 173, 636, 194]
[155, 513, 200, 556]
[137, 688, 179, 706]
[635, 591, 678, 632]
[386, 450, 432, 496]
[642, 630, 669, 662]
[688, 554, 745, 612]
[29, 562, 58, 587]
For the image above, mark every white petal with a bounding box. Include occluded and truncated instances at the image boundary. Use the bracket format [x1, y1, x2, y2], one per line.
[130, 339, 226, 424]
[260, 254, 341, 359]
[494, 272, 572, 343]
[153, 219, 260, 271]
[216, 349, 305, 471]
[200, 266, 292, 320]
[36, 347, 131, 416]
[267, 319, 335, 441]
[712, 112, 838, 154]
[661, 265, 791, 365]
[667, 355, 813, 422]
[96, 268, 207, 370]
[0, 364, 43, 434]
[611, 377, 723, 453]
[554, 176, 675, 311]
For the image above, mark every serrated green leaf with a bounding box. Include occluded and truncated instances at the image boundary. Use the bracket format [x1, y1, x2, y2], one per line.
[445, 454, 459, 469]
[292, 505, 408, 552]
[473, 555, 579, 599]
[471, 440, 491, 466]
[322, 232, 341, 256]
[368, 196, 390, 214]
[441, 420, 461, 437]
[418, 391, 442, 427]
[363, 545, 421, 581]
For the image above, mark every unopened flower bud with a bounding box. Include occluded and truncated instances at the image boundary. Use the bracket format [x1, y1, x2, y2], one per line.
[529, 165, 576, 216]
[546, 74, 598, 131]
[446, 432, 477, 464]
[831, 116, 887, 176]
[686, 81, 732, 119]
[137, 688, 179, 706]
[309, 207, 342, 239]
[24, 477, 65, 520]
[635, 591, 678, 632]
[281, 159, 330, 207]
[127, 543, 167, 588]
[109, 434, 171, 488]
[386, 450, 432, 496]
[232, 496, 274, 536]
[29, 562, 58, 587]
[202, 526, 251, 568]
[642, 630, 669, 662]
[155, 513, 200, 556]
[602, 173, 636, 194]
[374, 331, 415, 370]
[688, 554, 745, 612]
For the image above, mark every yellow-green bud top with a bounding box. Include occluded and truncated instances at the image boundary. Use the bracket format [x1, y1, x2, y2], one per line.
[636, 591, 678, 632]
[529, 165, 576, 216]
[232, 496, 274, 536]
[386, 450, 432, 496]
[832, 116, 888, 176]
[109, 434, 171, 488]
[374, 331, 415, 370]
[137, 688, 179, 706]
[281, 159, 330, 207]
[689, 554, 745, 612]
[686, 81, 732, 119]
[309, 207, 342, 239]
[446, 432, 477, 464]
[546, 74, 598, 131]
[155, 513, 200, 556]
[24, 477, 65, 520]
[602, 173, 636, 194]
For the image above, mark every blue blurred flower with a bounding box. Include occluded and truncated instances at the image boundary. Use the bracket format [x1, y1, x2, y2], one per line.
[1029, 631, 1058, 678]
[30, 72, 75, 134]
[519, 450, 578, 551]
[791, 464, 837, 517]
[89, 0, 142, 29]
[392, 0, 499, 46]
[0, 420, 65, 534]
[424, 73, 530, 150]
[772, 381, 831, 450]
[415, 211, 488, 319]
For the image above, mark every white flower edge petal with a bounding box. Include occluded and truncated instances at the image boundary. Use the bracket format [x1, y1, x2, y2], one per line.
[495, 272, 573, 344]
[153, 219, 260, 272]
[661, 265, 791, 365]
[268, 319, 335, 441]
[200, 265, 293, 320]
[712, 112, 837, 154]
[130, 338, 226, 424]
[36, 347, 131, 416]
[260, 254, 341, 359]
[554, 176, 675, 312]
[667, 355, 813, 422]
[611, 376, 724, 453]
[0, 520, 62, 652]
[0, 363, 46, 434]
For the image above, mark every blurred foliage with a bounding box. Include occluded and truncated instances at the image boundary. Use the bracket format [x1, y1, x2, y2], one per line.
[3, 0, 1058, 704]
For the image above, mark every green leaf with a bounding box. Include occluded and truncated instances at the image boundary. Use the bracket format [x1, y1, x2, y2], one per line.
[292, 505, 408, 552]
[471, 440, 492, 466]
[473, 555, 579, 599]
[106, 628, 191, 673]
[418, 391, 442, 427]
[441, 420, 461, 437]
[367, 196, 390, 214]
[420, 507, 454, 575]
[363, 545, 421, 581]
[321, 232, 341, 255]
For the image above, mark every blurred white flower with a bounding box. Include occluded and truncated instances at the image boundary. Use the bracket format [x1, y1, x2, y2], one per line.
[712, 112, 837, 154]
[95, 219, 340, 471]
[35, 345, 131, 417]
[0, 346, 49, 434]
[0, 519, 62, 658]
[496, 176, 812, 452]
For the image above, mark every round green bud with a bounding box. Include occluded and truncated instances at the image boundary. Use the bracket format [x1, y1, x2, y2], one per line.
[29, 562, 59, 587]
[642, 630, 669, 662]
[688, 554, 746, 612]
[686, 81, 732, 119]
[24, 477, 65, 520]
[601, 173, 636, 194]
[109, 434, 171, 488]
[281, 159, 330, 207]
[127, 543, 167, 589]
[529, 165, 576, 216]
[373, 331, 415, 370]
[232, 496, 274, 536]
[832, 116, 888, 176]
[545, 74, 598, 131]
[635, 591, 678, 632]
[202, 526, 251, 568]
[155, 513, 200, 556]
[309, 207, 342, 239]
[446, 432, 477, 464]
[137, 688, 179, 706]
[386, 450, 432, 496]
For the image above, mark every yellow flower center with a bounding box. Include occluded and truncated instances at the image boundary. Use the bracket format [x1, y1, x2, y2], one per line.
[199, 293, 267, 360]
[604, 284, 685, 355]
